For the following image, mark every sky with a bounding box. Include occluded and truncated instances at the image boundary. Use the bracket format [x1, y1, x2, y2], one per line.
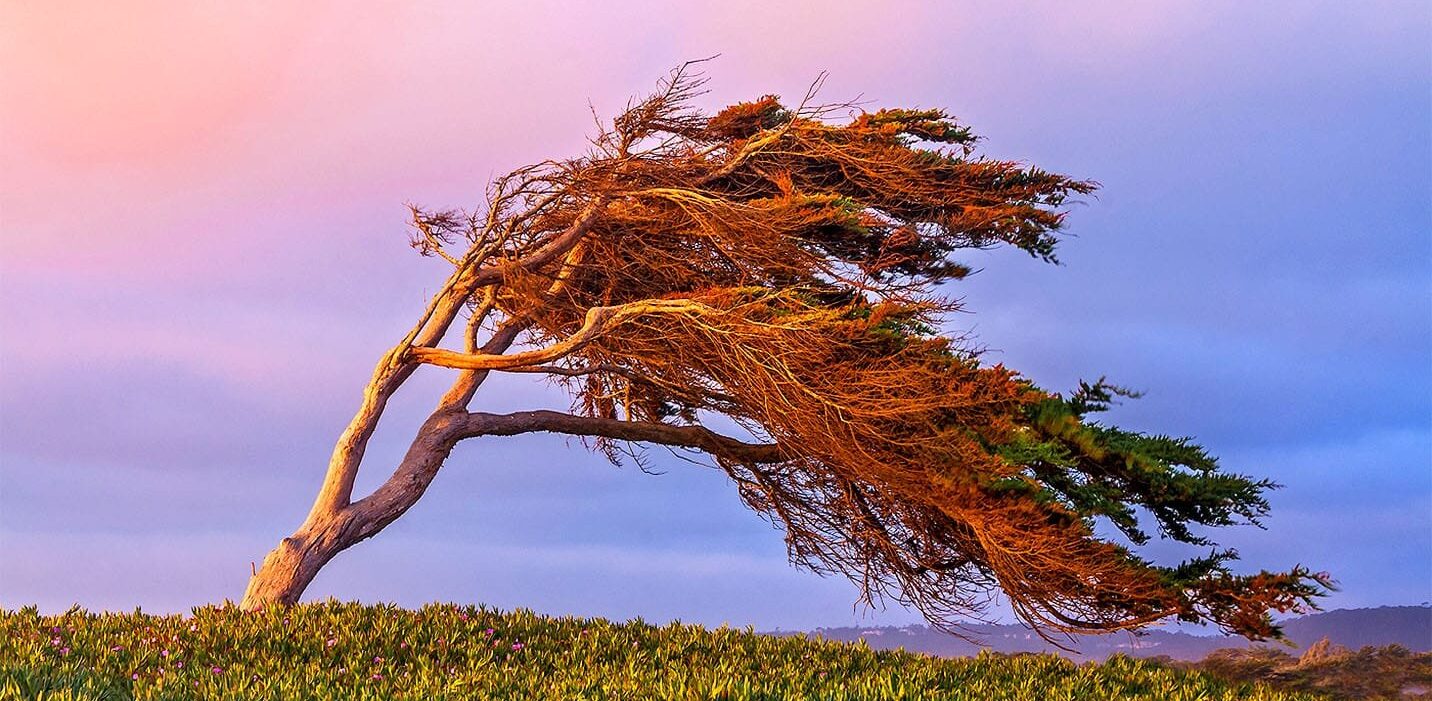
[1, 1, 1428, 632]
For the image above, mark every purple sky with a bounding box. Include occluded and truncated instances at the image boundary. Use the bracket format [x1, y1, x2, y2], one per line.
[2, 1, 1428, 630]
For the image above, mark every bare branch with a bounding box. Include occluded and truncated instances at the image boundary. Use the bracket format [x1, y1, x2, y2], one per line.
[457, 410, 785, 464]
[465, 196, 610, 291]
[409, 298, 715, 371]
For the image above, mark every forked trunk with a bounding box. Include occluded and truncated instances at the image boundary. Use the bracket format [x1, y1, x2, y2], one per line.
[240, 411, 465, 609]
[236, 198, 596, 609]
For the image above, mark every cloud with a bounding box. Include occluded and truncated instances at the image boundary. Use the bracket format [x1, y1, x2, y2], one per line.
[0, 0, 1427, 625]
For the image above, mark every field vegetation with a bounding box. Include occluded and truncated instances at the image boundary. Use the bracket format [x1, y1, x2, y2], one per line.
[1, 602, 1334, 700]
[1165, 639, 1432, 700]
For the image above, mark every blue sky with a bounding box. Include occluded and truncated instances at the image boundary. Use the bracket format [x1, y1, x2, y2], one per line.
[1, 1, 1428, 630]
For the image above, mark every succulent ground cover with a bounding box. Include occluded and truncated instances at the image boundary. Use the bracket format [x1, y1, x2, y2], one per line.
[0, 602, 1330, 700]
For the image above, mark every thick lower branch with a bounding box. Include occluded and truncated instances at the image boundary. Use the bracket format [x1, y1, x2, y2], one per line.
[242, 406, 781, 608]
[345, 411, 469, 542]
[458, 410, 785, 464]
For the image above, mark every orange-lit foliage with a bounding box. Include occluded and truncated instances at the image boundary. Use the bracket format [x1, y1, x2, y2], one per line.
[260, 64, 1325, 639]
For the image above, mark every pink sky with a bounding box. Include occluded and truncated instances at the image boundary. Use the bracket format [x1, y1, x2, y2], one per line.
[2, 2, 1427, 626]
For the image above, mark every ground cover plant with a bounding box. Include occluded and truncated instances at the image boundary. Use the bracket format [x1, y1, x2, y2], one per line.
[1, 603, 1333, 701]
[1172, 639, 1432, 700]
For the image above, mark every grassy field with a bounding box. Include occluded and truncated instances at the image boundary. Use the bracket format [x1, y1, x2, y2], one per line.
[1, 602, 1329, 700]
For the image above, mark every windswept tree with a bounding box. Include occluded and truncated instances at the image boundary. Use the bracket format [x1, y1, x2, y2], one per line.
[242, 66, 1326, 640]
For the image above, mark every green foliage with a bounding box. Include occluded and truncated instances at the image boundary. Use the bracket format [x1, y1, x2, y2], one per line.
[704, 95, 792, 140]
[854, 108, 977, 147]
[988, 377, 1332, 639]
[0, 603, 1333, 701]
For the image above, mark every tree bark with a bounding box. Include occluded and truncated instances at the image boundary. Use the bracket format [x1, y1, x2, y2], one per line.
[239, 411, 464, 609]
[240, 510, 356, 608]
[237, 407, 780, 609]
[240, 199, 614, 609]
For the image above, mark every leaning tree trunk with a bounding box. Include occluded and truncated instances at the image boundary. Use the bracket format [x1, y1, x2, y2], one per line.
[238, 201, 602, 610]
[239, 407, 468, 610]
[240, 512, 356, 607]
[238, 318, 465, 609]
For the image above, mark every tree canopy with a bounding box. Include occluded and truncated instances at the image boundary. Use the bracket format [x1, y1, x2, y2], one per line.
[243, 64, 1327, 641]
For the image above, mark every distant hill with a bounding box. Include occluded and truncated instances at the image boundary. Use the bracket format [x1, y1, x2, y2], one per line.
[777, 606, 1432, 661]
[1279, 606, 1432, 651]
